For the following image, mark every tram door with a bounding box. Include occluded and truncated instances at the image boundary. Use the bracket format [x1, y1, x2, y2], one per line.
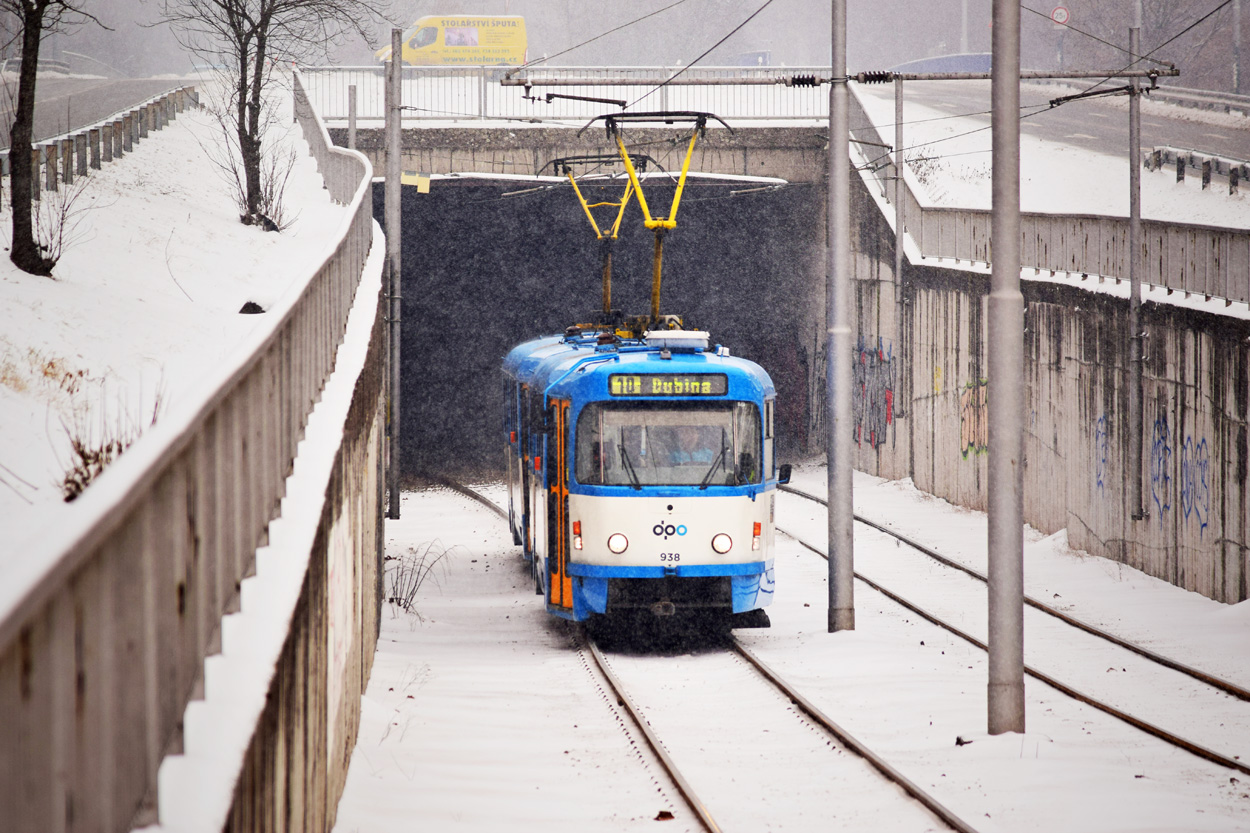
[547, 400, 573, 612]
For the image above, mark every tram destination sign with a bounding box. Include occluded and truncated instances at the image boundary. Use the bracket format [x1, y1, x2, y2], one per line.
[609, 373, 728, 397]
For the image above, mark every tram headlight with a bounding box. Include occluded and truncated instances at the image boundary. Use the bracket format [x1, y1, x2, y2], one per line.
[607, 533, 629, 554]
[711, 533, 733, 554]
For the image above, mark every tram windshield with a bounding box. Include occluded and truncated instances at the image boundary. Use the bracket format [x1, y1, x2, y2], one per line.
[575, 402, 762, 487]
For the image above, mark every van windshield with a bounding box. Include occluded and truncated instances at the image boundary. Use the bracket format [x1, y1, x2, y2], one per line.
[575, 402, 761, 487]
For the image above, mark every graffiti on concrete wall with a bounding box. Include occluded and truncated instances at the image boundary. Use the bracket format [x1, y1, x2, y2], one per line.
[1180, 435, 1210, 536]
[933, 366, 943, 395]
[960, 379, 988, 458]
[1094, 413, 1109, 493]
[1150, 413, 1172, 521]
[854, 337, 894, 449]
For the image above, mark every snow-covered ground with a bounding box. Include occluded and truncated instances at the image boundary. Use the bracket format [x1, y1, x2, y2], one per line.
[854, 80, 1250, 228]
[333, 473, 1250, 832]
[0, 78, 350, 567]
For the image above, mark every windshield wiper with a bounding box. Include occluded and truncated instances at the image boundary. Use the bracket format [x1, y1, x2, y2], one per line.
[618, 443, 642, 490]
[699, 444, 728, 490]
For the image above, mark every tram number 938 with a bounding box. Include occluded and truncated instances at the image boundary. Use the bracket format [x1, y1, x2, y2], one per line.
[659, 552, 681, 563]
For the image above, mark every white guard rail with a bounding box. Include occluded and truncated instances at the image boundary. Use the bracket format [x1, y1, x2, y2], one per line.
[0, 69, 374, 832]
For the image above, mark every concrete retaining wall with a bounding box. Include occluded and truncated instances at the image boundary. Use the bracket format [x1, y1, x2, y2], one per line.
[849, 170, 1250, 603]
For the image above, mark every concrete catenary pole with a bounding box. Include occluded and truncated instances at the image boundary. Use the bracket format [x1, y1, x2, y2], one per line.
[386, 28, 403, 520]
[828, 0, 855, 632]
[1236, 0, 1243, 95]
[961, 0, 970, 53]
[894, 79, 905, 382]
[987, 0, 1026, 734]
[1129, 24, 1145, 522]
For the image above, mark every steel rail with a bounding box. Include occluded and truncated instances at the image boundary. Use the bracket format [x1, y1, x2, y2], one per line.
[731, 639, 981, 833]
[581, 635, 723, 833]
[779, 484, 1250, 702]
[440, 478, 720, 830]
[445, 478, 975, 830]
[435, 476, 509, 519]
[448, 479, 984, 830]
[777, 525, 1250, 778]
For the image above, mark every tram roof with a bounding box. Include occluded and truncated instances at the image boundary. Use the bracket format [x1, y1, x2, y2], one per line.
[502, 333, 775, 401]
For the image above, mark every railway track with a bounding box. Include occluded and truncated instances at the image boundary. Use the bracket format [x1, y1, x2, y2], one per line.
[582, 633, 980, 833]
[778, 484, 1250, 778]
[443, 478, 981, 832]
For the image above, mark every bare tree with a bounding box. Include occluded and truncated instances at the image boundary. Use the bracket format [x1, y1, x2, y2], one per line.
[161, 0, 386, 228]
[1, 0, 99, 275]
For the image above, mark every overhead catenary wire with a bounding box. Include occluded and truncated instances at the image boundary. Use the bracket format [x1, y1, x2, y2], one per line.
[504, 0, 695, 76]
[1020, 4, 1174, 68]
[1067, 0, 1230, 99]
[628, 0, 780, 109]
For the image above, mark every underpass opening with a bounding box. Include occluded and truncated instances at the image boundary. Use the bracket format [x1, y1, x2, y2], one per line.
[374, 175, 822, 483]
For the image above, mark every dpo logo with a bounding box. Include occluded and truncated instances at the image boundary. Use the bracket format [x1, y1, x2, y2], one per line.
[653, 522, 688, 540]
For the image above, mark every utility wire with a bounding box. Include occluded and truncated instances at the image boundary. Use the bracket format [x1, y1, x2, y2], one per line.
[1071, 0, 1230, 98]
[1020, 4, 1172, 68]
[628, 0, 780, 108]
[506, 0, 695, 75]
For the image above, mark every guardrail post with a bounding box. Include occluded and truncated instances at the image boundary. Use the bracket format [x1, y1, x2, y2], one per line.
[0, 150, 8, 177]
[1201, 158, 1211, 189]
[139, 105, 149, 138]
[113, 121, 124, 158]
[1176, 156, 1184, 182]
[348, 85, 357, 149]
[61, 139, 73, 186]
[122, 114, 133, 152]
[92, 127, 105, 166]
[1232, 167, 1241, 195]
[44, 143, 57, 192]
[75, 134, 87, 176]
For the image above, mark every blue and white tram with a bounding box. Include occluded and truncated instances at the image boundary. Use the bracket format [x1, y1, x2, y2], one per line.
[503, 327, 790, 627]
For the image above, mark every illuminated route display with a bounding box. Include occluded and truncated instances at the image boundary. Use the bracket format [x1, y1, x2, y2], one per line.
[608, 373, 728, 397]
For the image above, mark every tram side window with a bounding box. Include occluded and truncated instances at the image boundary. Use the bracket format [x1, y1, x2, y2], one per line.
[733, 401, 762, 484]
[504, 380, 513, 438]
[763, 398, 774, 479]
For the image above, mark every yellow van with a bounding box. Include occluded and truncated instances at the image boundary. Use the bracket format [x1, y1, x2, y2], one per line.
[376, 16, 527, 66]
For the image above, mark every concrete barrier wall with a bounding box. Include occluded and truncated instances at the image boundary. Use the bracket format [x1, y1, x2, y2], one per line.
[0, 72, 379, 831]
[225, 295, 385, 832]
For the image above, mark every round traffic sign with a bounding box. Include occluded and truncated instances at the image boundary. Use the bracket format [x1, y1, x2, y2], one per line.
[1051, 6, 1070, 25]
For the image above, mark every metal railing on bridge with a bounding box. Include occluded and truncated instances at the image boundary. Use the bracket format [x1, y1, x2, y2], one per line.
[298, 64, 831, 122]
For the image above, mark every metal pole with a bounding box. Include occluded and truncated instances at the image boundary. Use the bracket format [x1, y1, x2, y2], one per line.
[894, 78, 906, 384]
[987, 0, 1025, 735]
[348, 84, 357, 150]
[828, 0, 855, 632]
[893, 77, 907, 427]
[1236, 0, 1243, 97]
[961, 0, 969, 53]
[1129, 25, 1145, 521]
[386, 29, 403, 520]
